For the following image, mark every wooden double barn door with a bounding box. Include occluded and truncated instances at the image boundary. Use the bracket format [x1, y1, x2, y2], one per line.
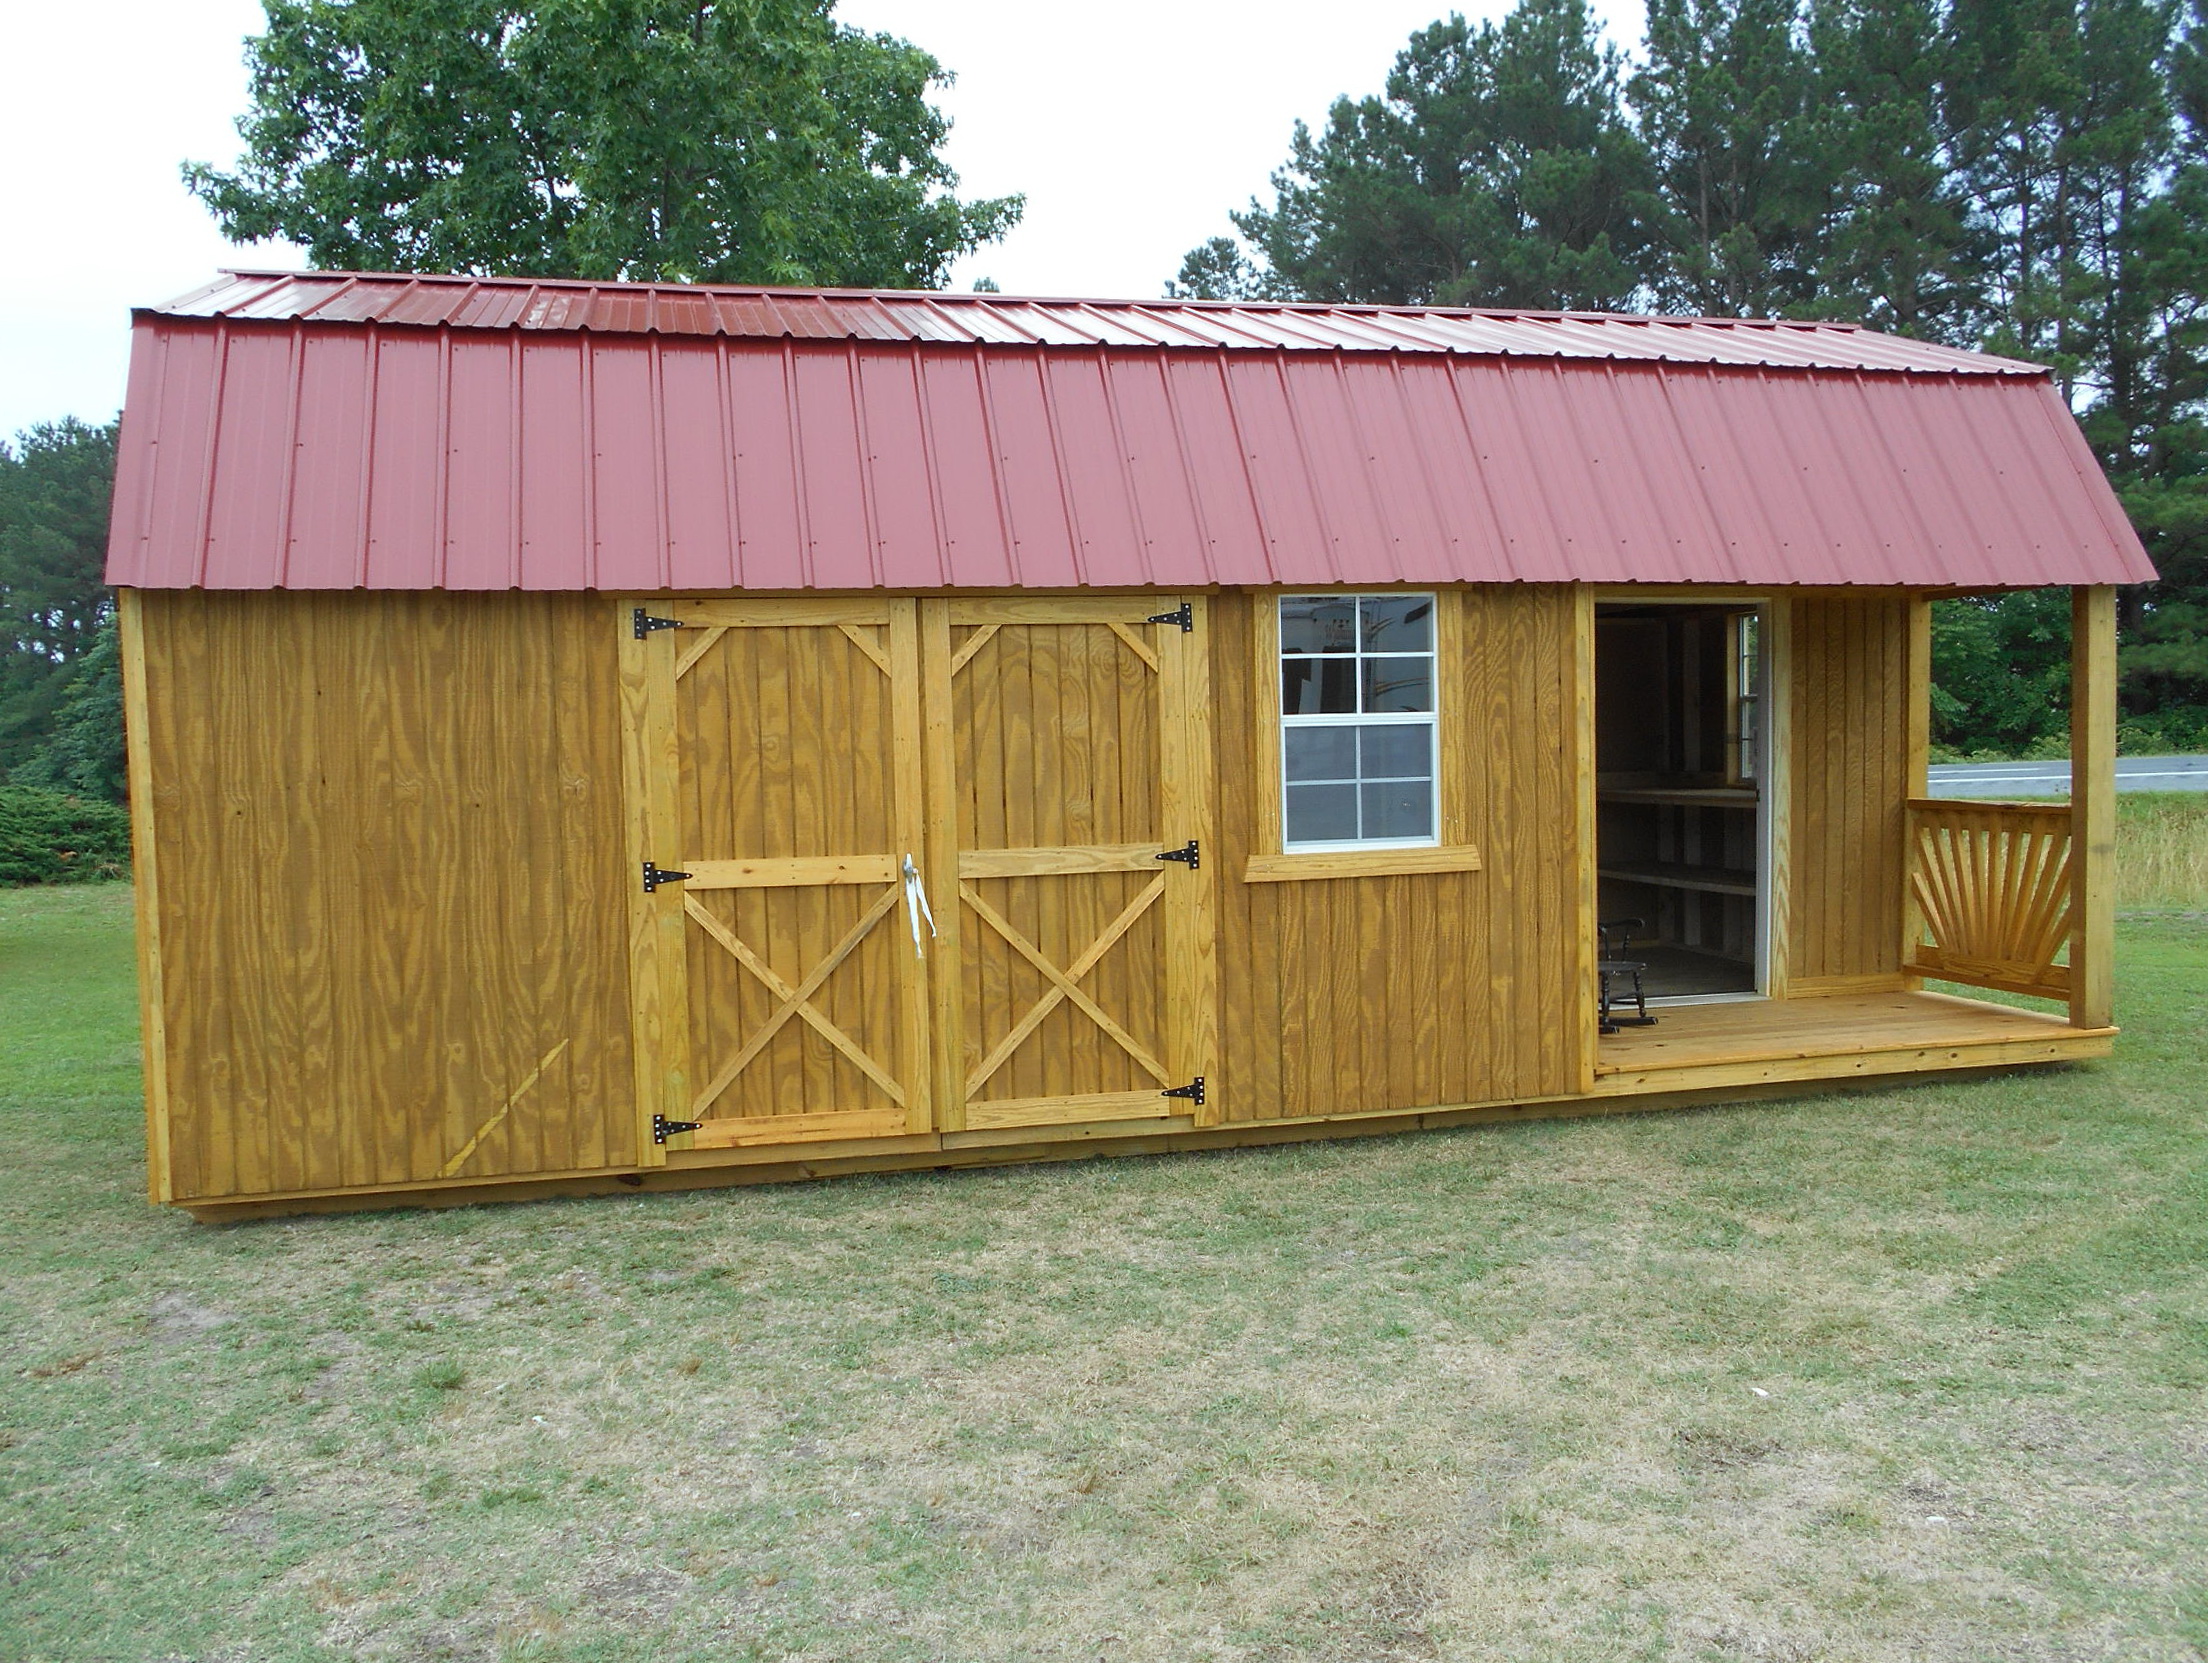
[620, 595, 1215, 1162]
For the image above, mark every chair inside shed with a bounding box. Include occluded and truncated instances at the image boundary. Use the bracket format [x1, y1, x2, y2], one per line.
[1594, 603, 1764, 1000]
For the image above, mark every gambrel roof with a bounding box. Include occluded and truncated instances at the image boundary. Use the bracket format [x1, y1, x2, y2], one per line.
[107, 270, 2155, 591]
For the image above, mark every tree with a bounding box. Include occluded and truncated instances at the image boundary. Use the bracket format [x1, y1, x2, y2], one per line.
[1173, 0, 2208, 752]
[1, 421, 118, 786]
[1632, 0, 1830, 316]
[184, 0, 1021, 288]
[1193, 0, 1661, 309]
[1173, 235, 1282, 302]
[13, 617, 127, 803]
[1929, 590, 2076, 751]
[1950, 0, 2208, 706]
[1941, 0, 2175, 382]
[1806, 0, 1987, 338]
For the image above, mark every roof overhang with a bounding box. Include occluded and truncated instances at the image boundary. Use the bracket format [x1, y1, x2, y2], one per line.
[105, 276, 2157, 593]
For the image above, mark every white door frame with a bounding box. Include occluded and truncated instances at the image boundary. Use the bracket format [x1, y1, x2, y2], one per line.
[1593, 596, 1772, 1008]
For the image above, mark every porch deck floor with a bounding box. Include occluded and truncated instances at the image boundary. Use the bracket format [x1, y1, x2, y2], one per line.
[1591, 988, 2114, 1096]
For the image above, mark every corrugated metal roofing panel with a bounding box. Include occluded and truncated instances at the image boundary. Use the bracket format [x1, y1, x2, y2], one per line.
[105, 308, 2157, 593]
[149, 268, 2051, 375]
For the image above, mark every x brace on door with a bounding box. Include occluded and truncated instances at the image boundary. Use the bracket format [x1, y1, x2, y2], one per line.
[683, 886, 908, 1116]
[958, 874, 1172, 1096]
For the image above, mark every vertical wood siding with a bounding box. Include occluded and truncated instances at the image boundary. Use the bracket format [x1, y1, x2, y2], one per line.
[949, 619, 1168, 1110]
[1786, 594, 1911, 985]
[1211, 586, 1587, 1121]
[660, 612, 921, 1138]
[140, 582, 1919, 1203]
[136, 590, 635, 1200]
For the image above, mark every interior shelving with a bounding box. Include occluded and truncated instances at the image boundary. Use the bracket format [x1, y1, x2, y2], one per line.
[1594, 605, 1763, 1000]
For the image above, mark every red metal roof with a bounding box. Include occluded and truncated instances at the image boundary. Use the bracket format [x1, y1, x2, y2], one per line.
[159, 268, 2043, 374]
[106, 273, 2155, 592]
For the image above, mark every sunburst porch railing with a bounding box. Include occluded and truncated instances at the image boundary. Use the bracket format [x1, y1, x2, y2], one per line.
[1905, 798, 2076, 1001]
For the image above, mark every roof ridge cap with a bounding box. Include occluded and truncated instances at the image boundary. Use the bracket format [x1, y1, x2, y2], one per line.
[206, 268, 1882, 330]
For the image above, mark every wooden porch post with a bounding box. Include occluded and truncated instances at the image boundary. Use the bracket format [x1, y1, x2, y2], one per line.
[1763, 597, 1793, 1000]
[2068, 585, 2117, 1030]
[1902, 594, 1932, 983]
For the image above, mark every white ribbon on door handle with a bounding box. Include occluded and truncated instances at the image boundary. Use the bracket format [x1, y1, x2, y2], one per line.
[902, 854, 937, 958]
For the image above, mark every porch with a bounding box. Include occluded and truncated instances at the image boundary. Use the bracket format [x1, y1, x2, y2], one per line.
[1591, 989, 2115, 1098]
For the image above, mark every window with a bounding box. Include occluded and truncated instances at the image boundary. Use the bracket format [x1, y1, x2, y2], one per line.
[1279, 594, 1438, 848]
[1732, 611, 1761, 785]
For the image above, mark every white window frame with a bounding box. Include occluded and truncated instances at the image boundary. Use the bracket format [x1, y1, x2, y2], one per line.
[1278, 592, 1441, 852]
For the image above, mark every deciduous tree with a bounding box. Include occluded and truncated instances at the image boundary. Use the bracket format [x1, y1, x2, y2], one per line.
[185, 0, 1021, 287]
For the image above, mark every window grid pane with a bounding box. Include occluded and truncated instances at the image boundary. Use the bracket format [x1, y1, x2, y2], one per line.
[1279, 594, 1439, 848]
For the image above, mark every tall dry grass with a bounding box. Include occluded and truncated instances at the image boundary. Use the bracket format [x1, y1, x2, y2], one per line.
[2116, 792, 2208, 909]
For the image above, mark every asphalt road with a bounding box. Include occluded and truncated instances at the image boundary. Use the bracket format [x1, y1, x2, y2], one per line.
[1925, 753, 2208, 797]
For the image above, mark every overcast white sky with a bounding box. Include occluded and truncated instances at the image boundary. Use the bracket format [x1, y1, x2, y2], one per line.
[0, 0, 1646, 439]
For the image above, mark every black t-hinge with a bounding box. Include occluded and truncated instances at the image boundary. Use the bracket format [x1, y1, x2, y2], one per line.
[1156, 839, 1199, 870]
[642, 861, 693, 893]
[1145, 601, 1193, 632]
[633, 608, 687, 640]
[1162, 1077, 1206, 1107]
[653, 1114, 703, 1144]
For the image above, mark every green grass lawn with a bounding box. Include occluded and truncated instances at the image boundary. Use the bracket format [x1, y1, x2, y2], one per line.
[2, 885, 2204, 1662]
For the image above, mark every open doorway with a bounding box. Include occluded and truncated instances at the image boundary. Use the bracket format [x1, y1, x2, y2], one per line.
[1594, 601, 1768, 1001]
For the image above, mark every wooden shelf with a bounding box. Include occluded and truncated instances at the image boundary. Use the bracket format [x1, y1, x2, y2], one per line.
[1599, 786, 1758, 808]
[1598, 860, 1758, 897]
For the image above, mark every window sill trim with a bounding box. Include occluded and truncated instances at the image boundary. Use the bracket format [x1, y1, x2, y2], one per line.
[1243, 845, 1485, 883]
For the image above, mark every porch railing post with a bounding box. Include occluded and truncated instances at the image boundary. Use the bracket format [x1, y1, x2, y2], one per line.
[2069, 585, 2117, 1030]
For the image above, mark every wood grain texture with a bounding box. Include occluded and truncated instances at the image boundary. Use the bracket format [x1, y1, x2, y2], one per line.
[2070, 585, 2118, 1029]
[631, 600, 931, 1147]
[932, 596, 1202, 1128]
[1763, 598, 1795, 998]
[620, 600, 687, 1165]
[1905, 799, 2075, 998]
[961, 1088, 1179, 1131]
[1786, 594, 1911, 984]
[680, 856, 898, 888]
[1212, 586, 1583, 1123]
[961, 844, 1166, 877]
[118, 590, 173, 1203]
[181, 981, 2116, 1222]
[920, 601, 967, 1128]
[136, 590, 636, 1203]
[1159, 596, 1220, 1125]
[888, 602, 936, 1133]
[1569, 586, 1599, 1093]
[136, 580, 1990, 1208]
[1242, 845, 1484, 882]
[1593, 986, 2110, 1093]
[1902, 595, 1933, 977]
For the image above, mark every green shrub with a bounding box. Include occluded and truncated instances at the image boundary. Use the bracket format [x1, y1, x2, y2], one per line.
[0, 788, 130, 885]
[2115, 705, 2208, 754]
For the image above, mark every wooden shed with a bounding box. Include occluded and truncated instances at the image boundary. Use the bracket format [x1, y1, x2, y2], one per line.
[107, 271, 2155, 1219]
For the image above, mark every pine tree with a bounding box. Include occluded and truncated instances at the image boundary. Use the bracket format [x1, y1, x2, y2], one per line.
[0, 421, 117, 786]
[1188, 0, 1661, 309]
[1632, 0, 1829, 315]
[1807, 0, 1986, 338]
